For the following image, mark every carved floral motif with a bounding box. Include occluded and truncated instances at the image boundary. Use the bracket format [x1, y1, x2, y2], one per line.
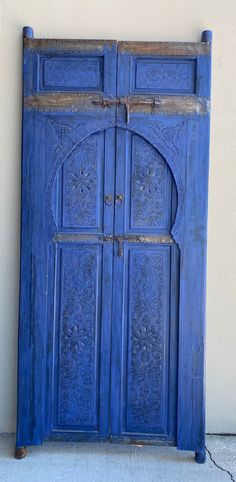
[131, 135, 168, 228]
[127, 252, 165, 428]
[135, 166, 165, 195]
[70, 168, 95, 194]
[62, 135, 98, 228]
[58, 248, 99, 427]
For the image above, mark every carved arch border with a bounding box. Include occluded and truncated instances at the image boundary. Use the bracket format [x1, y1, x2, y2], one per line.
[47, 118, 185, 242]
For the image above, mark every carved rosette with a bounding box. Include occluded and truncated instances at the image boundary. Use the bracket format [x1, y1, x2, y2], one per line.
[62, 136, 98, 228]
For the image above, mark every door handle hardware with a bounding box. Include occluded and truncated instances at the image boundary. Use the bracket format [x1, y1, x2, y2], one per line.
[92, 97, 161, 123]
[115, 236, 123, 257]
[151, 99, 161, 109]
[53, 234, 173, 251]
[104, 194, 113, 206]
[92, 97, 118, 108]
[113, 234, 173, 257]
[115, 194, 124, 206]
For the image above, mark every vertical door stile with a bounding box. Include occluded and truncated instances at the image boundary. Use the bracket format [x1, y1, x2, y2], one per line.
[99, 125, 116, 439]
[110, 127, 126, 439]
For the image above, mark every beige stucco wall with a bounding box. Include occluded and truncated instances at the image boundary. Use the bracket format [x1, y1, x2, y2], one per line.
[0, 0, 235, 434]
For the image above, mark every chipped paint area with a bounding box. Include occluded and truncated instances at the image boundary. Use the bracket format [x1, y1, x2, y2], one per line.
[24, 94, 209, 115]
[24, 38, 116, 51]
[24, 38, 210, 56]
[118, 41, 211, 56]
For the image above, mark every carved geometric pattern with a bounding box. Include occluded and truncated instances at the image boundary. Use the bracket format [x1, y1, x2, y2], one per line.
[126, 249, 166, 429]
[70, 169, 95, 193]
[131, 135, 169, 229]
[49, 118, 74, 152]
[49, 118, 83, 152]
[62, 135, 99, 228]
[57, 247, 100, 427]
[152, 121, 184, 155]
[43, 58, 102, 90]
[136, 61, 195, 92]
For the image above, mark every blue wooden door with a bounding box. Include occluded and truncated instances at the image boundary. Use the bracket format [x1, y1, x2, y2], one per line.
[17, 28, 212, 459]
[46, 120, 179, 443]
[18, 35, 118, 445]
[46, 126, 116, 441]
[110, 126, 178, 444]
[46, 122, 178, 442]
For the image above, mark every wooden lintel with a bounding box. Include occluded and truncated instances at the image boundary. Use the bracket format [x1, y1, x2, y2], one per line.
[24, 38, 210, 56]
[24, 94, 209, 115]
[24, 38, 116, 51]
[118, 41, 211, 56]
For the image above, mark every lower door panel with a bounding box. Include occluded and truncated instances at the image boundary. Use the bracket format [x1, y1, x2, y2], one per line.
[46, 240, 178, 443]
[111, 242, 178, 444]
[46, 241, 113, 441]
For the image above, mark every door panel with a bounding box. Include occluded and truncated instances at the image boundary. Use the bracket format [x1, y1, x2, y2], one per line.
[52, 131, 105, 232]
[126, 133, 173, 233]
[46, 124, 116, 440]
[24, 39, 117, 97]
[54, 244, 102, 430]
[114, 129, 174, 236]
[112, 127, 178, 443]
[122, 244, 170, 435]
[111, 240, 178, 443]
[40, 55, 104, 92]
[61, 134, 104, 231]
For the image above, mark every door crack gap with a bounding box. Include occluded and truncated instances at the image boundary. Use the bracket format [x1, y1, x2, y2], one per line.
[205, 445, 235, 482]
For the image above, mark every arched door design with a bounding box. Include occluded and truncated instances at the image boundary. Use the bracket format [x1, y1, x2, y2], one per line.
[17, 28, 212, 463]
[47, 127, 178, 443]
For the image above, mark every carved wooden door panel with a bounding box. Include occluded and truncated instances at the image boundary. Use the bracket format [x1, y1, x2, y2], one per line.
[110, 127, 178, 443]
[18, 33, 118, 445]
[17, 27, 212, 462]
[46, 126, 116, 440]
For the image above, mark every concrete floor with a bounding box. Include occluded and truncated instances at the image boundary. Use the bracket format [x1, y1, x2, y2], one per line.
[0, 434, 235, 482]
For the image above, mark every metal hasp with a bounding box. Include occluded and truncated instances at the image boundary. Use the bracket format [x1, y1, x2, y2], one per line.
[53, 233, 173, 257]
[16, 26, 212, 464]
[92, 97, 162, 122]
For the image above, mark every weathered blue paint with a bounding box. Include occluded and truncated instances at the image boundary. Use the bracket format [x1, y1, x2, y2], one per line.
[16, 27, 212, 463]
[40, 56, 104, 92]
[132, 58, 196, 94]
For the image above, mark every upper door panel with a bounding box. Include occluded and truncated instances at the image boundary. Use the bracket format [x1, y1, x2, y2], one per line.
[114, 129, 175, 236]
[23, 38, 117, 97]
[117, 41, 211, 98]
[52, 131, 105, 233]
[126, 133, 173, 233]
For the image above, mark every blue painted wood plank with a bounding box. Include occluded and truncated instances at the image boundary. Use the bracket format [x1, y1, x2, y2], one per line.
[177, 114, 211, 452]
